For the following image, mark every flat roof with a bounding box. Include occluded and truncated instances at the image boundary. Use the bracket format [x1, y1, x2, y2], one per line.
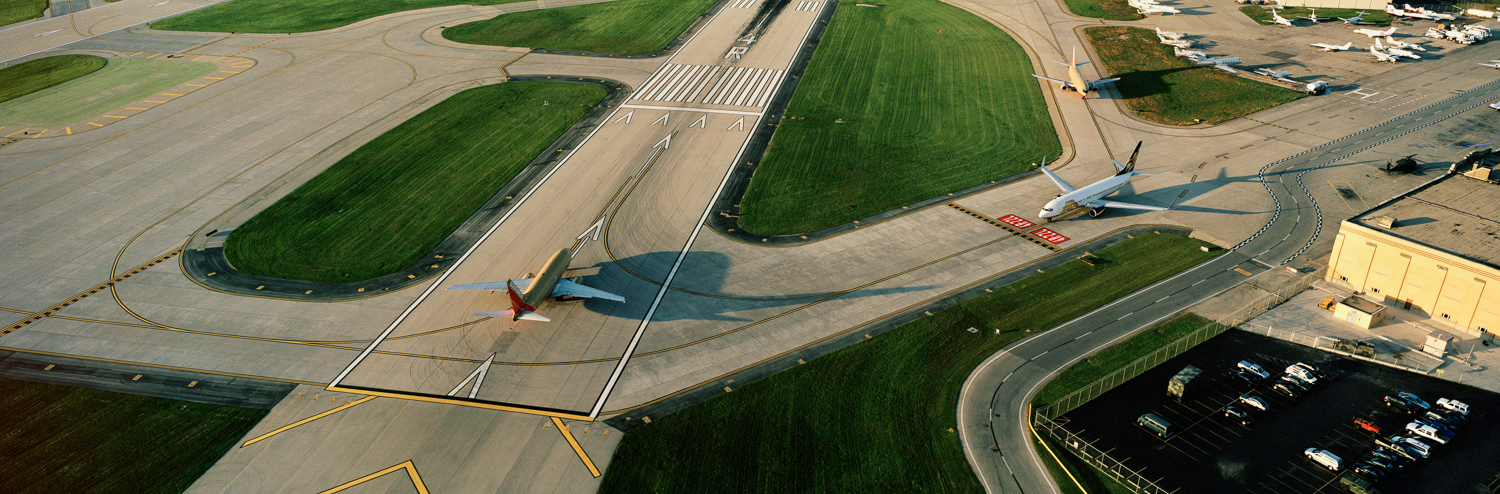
[1341, 296, 1384, 315]
[1352, 173, 1500, 269]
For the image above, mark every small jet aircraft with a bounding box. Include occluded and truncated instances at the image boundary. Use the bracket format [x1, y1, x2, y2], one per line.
[1032, 47, 1121, 98]
[1386, 3, 1434, 20]
[1173, 46, 1207, 60]
[1355, 26, 1398, 38]
[1264, 9, 1296, 26]
[1404, 3, 1455, 20]
[1300, 8, 1329, 22]
[1160, 38, 1194, 48]
[1339, 11, 1373, 24]
[1136, 4, 1181, 15]
[1037, 142, 1167, 221]
[1310, 41, 1354, 51]
[1369, 45, 1400, 63]
[1479, 60, 1500, 68]
[1155, 27, 1185, 40]
[1384, 36, 1426, 51]
[1375, 39, 1421, 59]
[447, 248, 625, 322]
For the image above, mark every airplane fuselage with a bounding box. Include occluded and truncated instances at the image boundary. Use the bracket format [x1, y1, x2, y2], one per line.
[1067, 66, 1090, 96]
[522, 248, 572, 308]
[1040, 174, 1130, 219]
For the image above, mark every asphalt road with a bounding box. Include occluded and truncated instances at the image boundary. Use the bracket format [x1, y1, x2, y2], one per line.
[961, 80, 1500, 494]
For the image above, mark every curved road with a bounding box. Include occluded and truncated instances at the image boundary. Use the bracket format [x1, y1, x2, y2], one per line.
[961, 81, 1500, 494]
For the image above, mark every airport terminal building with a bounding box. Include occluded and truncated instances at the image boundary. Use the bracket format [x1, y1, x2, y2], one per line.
[1326, 170, 1500, 337]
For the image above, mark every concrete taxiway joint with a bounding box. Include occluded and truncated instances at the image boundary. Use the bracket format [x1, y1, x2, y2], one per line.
[177, 76, 633, 302]
[602, 224, 1193, 430]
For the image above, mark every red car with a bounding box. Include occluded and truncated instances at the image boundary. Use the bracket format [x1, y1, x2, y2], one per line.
[1354, 418, 1382, 434]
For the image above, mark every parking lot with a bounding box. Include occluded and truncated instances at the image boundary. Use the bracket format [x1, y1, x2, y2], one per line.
[1057, 330, 1500, 493]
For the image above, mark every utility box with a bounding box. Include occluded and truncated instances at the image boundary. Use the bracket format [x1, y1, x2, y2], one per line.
[1424, 330, 1454, 358]
[1168, 365, 1201, 399]
[1334, 296, 1386, 329]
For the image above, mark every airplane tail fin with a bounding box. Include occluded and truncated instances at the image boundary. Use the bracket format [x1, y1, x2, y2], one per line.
[505, 279, 540, 322]
[1116, 141, 1142, 176]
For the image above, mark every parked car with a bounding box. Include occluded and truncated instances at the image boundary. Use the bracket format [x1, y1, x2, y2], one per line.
[1286, 363, 1320, 384]
[1370, 449, 1409, 467]
[1224, 406, 1254, 425]
[1229, 371, 1262, 389]
[1375, 437, 1420, 461]
[1293, 362, 1327, 379]
[1305, 448, 1342, 471]
[1238, 360, 1271, 381]
[1353, 417, 1382, 434]
[1397, 392, 1432, 411]
[1424, 410, 1464, 429]
[1384, 394, 1423, 413]
[1406, 423, 1450, 445]
[1353, 463, 1389, 480]
[1277, 376, 1310, 392]
[1239, 394, 1270, 412]
[1273, 382, 1303, 398]
[1391, 435, 1432, 457]
[1437, 397, 1470, 415]
[1361, 455, 1399, 472]
[1415, 418, 1458, 438]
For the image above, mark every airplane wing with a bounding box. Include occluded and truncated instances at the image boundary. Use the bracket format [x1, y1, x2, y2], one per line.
[550, 279, 626, 303]
[1091, 77, 1121, 85]
[1089, 200, 1167, 211]
[448, 278, 534, 291]
[1037, 164, 1077, 193]
[473, 309, 552, 322]
[1032, 74, 1075, 89]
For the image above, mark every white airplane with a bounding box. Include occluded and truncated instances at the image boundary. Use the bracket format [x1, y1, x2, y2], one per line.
[1300, 8, 1328, 22]
[1387, 3, 1434, 20]
[447, 248, 625, 322]
[1480, 60, 1500, 68]
[1375, 39, 1421, 59]
[1160, 38, 1194, 48]
[1355, 26, 1398, 38]
[1339, 11, 1373, 24]
[1384, 36, 1426, 51]
[1264, 9, 1296, 26]
[1369, 45, 1400, 63]
[1038, 142, 1167, 221]
[1405, 4, 1455, 20]
[1173, 47, 1207, 60]
[1136, 3, 1181, 15]
[1310, 41, 1354, 51]
[1032, 47, 1121, 98]
[1155, 27, 1185, 40]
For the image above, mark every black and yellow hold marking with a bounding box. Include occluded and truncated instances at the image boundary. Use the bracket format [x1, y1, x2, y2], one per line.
[946, 203, 1060, 252]
[2, 248, 182, 336]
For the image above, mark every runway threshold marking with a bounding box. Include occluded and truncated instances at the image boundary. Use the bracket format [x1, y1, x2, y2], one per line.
[317, 460, 429, 494]
[241, 395, 377, 447]
[551, 417, 602, 477]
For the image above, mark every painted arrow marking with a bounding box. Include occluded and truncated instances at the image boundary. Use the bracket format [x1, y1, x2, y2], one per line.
[689, 114, 707, 128]
[651, 112, 669, 126]
[613, 110, 633, 124]
[572, 216, 607, 258]
[447, 353, 495, 399]
[655, 133, 671, 149]
[728, 117, 745, 131]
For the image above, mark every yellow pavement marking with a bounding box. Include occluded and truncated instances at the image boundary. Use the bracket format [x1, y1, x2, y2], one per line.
[203, 77, 225, 80]
[191, 55, 207, 61]
[161, 93, 183, 96]
[1235, 268, 1253, 276]
[0, 345, 321, 385]
[209, 56, 223, 62]
[552, 417, 602, 477]
[319, 460, 429, 494]
[143, 100, 167, 103]
[128, 51, 143, 57]
[146, 53, 162, 59]
[219, 70, 240, 74]
[4, 128, 30, 137]
[88, 122, 103, 127]
[324, 385, 594, 420]
[125, 107, 148, 110]
[31, 129, 47, 138]
[186, 84, 207, 87]
[65, 127, 71, 135]
[1031, 412, 1090, 493]
[103, 115, 127, 119]
[242, 396, 376, 447]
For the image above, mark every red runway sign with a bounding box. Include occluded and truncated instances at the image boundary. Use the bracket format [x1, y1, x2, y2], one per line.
[1030, 227, 1069, 244]
[998, 214, 1035, 229]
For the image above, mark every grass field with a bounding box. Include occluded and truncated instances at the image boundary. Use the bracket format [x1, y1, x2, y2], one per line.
[442, 0, 716, 54]
[153, 0, 527, 33]
[224, 82, 604, 282]
[1239, 6, 1393, 26]
[0, 59, 216, 126]
[0, 377, 268, 494]
[1061, 0, 1143, 21]
[0, 55, 107, 104]
[1084, 26, 1303, 126]
[0, 0, 46, 27]
[1036, 436, 1135, 494]
[736, 0, 1060, 235]
[598, 234, 1217, 493]
[1032, 313, 1211, 409]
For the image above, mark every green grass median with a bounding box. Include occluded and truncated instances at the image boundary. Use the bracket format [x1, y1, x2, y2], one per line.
[0, 377, 268, 494]
[0, 54, 107, 105]
[153, 0, 528, 33]
[0, 58, 216, 126]
[442, 0, 716, 54]
[1061, 0, 1143, 21]
[737, 0, 1060, 235]
[0, 0, 46, 28]
[1032, 313, 1212, 406]
[1084, 26, 1303, 126]
[224, 81, 604, 282]
[599, 234, 1217, 492]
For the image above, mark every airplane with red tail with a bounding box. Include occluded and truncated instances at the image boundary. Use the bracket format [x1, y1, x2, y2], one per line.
[447, 248, 625, 322]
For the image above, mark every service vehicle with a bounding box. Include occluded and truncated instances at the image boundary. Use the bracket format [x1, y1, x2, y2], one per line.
[1437, 397, 1470, 415]
[1305, 448, 1342, 471]
[1137, 413, 1174, 437]
[1286, 363, 1320, 384]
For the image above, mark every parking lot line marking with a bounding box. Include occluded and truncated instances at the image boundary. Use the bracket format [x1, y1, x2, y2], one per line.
[242, 395, 376, 447]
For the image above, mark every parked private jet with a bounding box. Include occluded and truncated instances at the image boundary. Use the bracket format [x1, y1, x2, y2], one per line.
[1376, 39, 1421, 59]
[1480, 60, 1500, 68]
[1264, 9, 1296, 26]
[1310, 41, 1354, 51]
[1339, 11, 1373, 24]
[1355, 26, 1398, 38]
[1384, 36, 1426, 51]
[1300, 8, 1329, 22]
[447, 248, 625, 322]
[1038, 142, 1167, 220]
[1386, 3, 1435, 20]
[1032, 47, 1121, 98]
[1370, 45, 1400, 63]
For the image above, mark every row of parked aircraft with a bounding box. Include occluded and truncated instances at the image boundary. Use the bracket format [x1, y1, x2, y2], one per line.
[1129, 0, 1179, 15]
[1264, 8, 1375, 26]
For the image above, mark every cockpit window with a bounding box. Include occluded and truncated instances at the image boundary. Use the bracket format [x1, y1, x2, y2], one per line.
[1042, 208, 1053, 212]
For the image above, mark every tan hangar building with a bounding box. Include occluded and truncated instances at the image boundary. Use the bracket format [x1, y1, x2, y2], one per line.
[1326, 171, 1500, 337]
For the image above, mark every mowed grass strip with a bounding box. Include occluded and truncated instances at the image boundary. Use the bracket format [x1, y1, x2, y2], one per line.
[0, 54, 106, 104]
[0, 377, 268, 494]
[0, 0, 46, 27]
[1085, 26, 1303, 126]
[1032, 312, 1211, 405]
[737, 0, 1060, 235]
[153, 0, 528, 33]
[1239, 6, 1393, 26]
[0, 59, 217, 126]
[225, 82, 604, 283]
[599, 234, 1218, 493]
[1061, 0, 1143, 21]
[442, 0, 716, 54]
[1035, 435, 1136, 494]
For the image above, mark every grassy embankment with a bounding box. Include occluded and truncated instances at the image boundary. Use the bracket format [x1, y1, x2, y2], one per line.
[0, 0, 46, 27]
[737, 0, 1059, 235]
[224, 82, 603, 282]
[1239, 6, 1393, 26]
[443, 0, 717, 54]
[1061, 0, 1143, 21]
[599, 234, 1218, 493]
[0, 54, 107, 104]
[0, 59, 215, 126]
[153, 0, 527, 33]
[0, 377, 268, 494]
[1084, 26, 1304, 126]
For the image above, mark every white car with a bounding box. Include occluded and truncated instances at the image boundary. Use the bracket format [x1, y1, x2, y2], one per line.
[1238, 361, 1270, 380]
[1305, 448, 1342, 471]
[1239, 394, 1270, 412]
[1392, 434, 1434, 456]
[1406, 423, 1450, 445]
[1286, 365, 1319, 385]
[1439, 397, 1471, 415]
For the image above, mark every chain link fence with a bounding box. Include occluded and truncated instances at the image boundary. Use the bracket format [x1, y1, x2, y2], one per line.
[1033, 320, 1228, 420]
[1033, 416, 1175, 494]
